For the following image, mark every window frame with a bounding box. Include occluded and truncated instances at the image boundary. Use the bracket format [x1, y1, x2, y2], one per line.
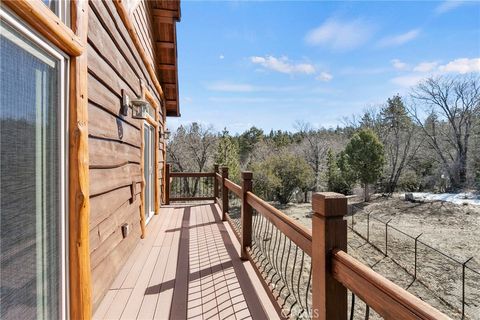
[0, 6, 70, 319]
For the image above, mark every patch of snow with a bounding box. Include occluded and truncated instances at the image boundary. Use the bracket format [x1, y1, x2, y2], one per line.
[403, 192, 480, 206]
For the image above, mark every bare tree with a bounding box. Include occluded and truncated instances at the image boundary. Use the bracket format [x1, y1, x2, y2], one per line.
[167, 123, 217, 196]
[409, 75, 480, 189]
[294, 121, 342, 192]
[168, 122, 217, 172]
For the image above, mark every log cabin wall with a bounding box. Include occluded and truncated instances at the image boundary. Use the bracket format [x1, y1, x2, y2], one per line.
[87, 0, 167, 310]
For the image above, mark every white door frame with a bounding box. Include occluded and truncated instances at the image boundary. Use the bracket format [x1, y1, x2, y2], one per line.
[144, 122, 155, 224]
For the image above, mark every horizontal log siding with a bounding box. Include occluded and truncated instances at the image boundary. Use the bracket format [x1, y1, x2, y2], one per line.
[88, 0, 165, 311]
[132, 1, 156, 73]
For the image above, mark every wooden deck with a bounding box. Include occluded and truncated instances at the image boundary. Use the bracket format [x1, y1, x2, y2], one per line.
[93, 203, 278, 320]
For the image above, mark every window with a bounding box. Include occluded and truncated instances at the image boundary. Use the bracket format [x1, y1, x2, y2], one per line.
[42, 0, 70, 26]
[0, 7, 68, 320]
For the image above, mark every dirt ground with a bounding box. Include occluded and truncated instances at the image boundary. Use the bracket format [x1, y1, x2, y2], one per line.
[277, 194, 480, 320]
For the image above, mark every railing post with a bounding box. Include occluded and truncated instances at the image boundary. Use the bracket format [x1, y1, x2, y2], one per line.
[221, 166, 229, 221]
[311, 192, 348, 320]
[240, 171, 253, 260]
[214, 164, 219, 202]
[165, 163, 170, 205]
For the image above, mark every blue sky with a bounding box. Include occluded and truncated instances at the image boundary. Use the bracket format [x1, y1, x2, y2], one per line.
[169, 0, 480, 134]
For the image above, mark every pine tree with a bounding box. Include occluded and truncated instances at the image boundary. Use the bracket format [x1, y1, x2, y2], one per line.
[345, 129, 385, 201]
[215, 128, 241, 182]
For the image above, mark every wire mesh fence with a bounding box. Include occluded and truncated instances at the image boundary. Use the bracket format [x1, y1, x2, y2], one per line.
[348, 210, 480, 319]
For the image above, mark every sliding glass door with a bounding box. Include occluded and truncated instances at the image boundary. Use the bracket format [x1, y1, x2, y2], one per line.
[0, 8, 68, 320]
[144, 123, 155, 223]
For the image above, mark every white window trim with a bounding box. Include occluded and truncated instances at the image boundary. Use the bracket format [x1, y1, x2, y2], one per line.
[1, 7, 70, 320]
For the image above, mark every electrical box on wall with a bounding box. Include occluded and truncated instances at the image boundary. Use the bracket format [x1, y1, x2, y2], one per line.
[121, 223, 130, 238]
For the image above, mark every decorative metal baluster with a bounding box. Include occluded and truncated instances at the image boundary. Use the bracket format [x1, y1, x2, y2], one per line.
[304, 263, 312, 318]
[350, 293, 355, 320]
[273, 234, 287, 293]
[259, 220, 271, 273]
[252, 214, 265, 260]
[250, 210, 259, 250]
[287, 246, 300, 316]
[266, 227, 280, 285]
[295, 250, 306, 317]
[279, 238, 293, 309]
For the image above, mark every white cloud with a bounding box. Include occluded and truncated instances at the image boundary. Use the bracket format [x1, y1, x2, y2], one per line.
[250, 55, 316, 74]
[438, 58, 480, 74]
[391, 59, 408, 70]
[391, 57, 480, 88]
[377, 29, 420, 47]
[391, 75, 426, 87]
[435, 1, 465, 14]
[413, 61, 439, 72]
[305, 18, 375, 50]
[219, 54, 225, 60]
[316, 72, 333, 82]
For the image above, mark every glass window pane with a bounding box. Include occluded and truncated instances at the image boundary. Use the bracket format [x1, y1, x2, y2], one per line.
[42, 0, 57, 13]
[1, 19, 63, 320]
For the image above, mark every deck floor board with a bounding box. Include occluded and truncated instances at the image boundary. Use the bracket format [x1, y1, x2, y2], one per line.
[94, 203, 276, 320]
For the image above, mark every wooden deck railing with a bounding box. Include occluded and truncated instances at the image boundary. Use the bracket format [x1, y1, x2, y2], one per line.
[165, 164, 450, 319]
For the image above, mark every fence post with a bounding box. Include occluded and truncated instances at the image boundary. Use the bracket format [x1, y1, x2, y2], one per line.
[214, 164, 219, 202]
[165, 163, 170, 205]
[351, 211, 354, 231]
[414, 233, 422, 279]
[240, 171, 253, 260]
[462, 257, 473, 319]
[385, 219, 392, 257]
[367, 212, 370, 242]
[311, 192, 348, 320]
[221, 166, 229, 221]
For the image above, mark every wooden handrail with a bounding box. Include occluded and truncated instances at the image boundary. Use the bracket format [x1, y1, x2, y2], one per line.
[246, 191, 312, 256]
[332, 249, 450, 320]
[224, 178, 242, 198]
[169, 172, 215, 177]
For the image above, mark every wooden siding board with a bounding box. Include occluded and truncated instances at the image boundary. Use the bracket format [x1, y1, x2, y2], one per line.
[89, 138, 140, 169]
[87, 45, 139, 111]
[90, 163, 142, 197]
[90, 201, 141, 269]
[106, 0, 162, 103]
[90, 0, 145, 85]
[90, 183, 141, 230]
[88, 103, 140, 147]
[100, 0, 153, 95]
[87, 13, 140, 98]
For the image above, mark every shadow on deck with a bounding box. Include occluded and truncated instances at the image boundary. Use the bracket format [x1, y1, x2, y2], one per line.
[93, 203, 277, 320]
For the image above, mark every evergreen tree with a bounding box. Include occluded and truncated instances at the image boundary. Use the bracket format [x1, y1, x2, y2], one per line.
[325, 149, 356, 195]
[345, 129, 385, 201]
[215, 128, 241, 182]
